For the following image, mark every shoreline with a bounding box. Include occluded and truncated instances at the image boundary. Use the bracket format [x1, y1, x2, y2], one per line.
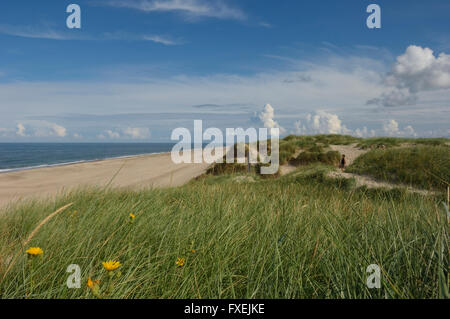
[0, 148, 225, 209]
[0, 151, 171, 174]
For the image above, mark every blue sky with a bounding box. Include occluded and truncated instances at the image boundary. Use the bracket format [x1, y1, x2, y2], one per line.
[0, 0, 449, 141]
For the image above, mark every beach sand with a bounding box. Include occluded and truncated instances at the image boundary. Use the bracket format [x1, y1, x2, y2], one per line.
[0, 150, 223, 209]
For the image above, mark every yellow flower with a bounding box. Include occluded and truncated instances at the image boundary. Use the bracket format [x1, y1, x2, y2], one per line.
[26, 247, 44, 256]
[191, 249, 196, 253]
[176, 257, 185, 267]
[102, 260, 121, 271]
[87, 277, 100, 289]
[129, 213, 135, 219]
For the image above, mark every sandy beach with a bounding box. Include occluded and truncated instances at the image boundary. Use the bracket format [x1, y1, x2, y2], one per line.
[0, 150, 221, 209]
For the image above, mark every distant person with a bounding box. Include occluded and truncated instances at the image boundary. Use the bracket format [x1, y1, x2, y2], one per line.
[339, 154, 346, 172]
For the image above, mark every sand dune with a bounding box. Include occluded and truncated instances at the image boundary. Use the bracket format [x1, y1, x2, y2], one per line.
[0, 150, 224, 209]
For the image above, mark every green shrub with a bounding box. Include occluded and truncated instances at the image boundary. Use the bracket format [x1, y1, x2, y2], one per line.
[356, 137, 406, 150]
[290, 150, 340, 166]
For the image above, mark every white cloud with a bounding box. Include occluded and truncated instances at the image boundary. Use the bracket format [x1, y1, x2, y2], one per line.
[369, 45, 450, 106]
[354, 127, 376, 138]
[103, 31, 182, 45]
[257, 104, 285, 133]
[124, 127, 151, 139]
[106, 0, 246, 20]
[16, 123, 26, 136]
[106, 130, 121, 139]
[382, 119, 417, 137]
[382, 119, 400, 136]
[388, 45, 450, 92]
[15, 121, 67, 138]
[0, 24, 73, 40]
[100, 127, 150, 140]
[293, 113, 417, 138]
[33, 122, 67, 137]
[51, 123, 67, 137]
[292, 111, 378, 137]
[142, 35, 181, 45]
[295, 110, 352, 135]
[404, 125, 416, 136]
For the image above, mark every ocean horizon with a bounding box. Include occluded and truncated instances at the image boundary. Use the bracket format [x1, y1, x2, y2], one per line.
[0, 143, 178, 173]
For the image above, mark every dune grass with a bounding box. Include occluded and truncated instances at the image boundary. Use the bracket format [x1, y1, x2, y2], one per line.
[356, 137, 449, 150]
[0, 173, 448, 299]
[347, 145, 450, 190]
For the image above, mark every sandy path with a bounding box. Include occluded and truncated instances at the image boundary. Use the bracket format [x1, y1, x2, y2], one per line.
[279, 149, 302, 176]
[279, 145, 366, 176]
[327, 145, 432, 195]
[0, 149, 225, 209]
[329, 144, 368, 166]
[279, 143, 432, 195]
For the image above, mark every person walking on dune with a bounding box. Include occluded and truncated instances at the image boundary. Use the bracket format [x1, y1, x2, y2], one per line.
[339, 154, 346, 172]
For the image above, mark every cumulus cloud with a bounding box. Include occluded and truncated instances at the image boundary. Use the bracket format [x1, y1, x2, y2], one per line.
[293, 111, 378, 137]
[294, 110, 352, 135]
[354, 127, 376, 138]
[387, 45, 450, 92]
[105, 130, 121, 139]
[124, 127, 151, 139]
[368, 45, 450, 106]
[292, 112, 417, 138]
[51, 123, 67, 137]
[257, 104, 285, 133]
[14, 121, 67, 138]
[382, 119, 417, 137]
[34, 123, 67, 137]
[100, 127, 150, 140]
[16, 123, 26, 136]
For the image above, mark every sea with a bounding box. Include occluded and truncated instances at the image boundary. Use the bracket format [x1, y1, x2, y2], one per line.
[0, 143, 177, 173]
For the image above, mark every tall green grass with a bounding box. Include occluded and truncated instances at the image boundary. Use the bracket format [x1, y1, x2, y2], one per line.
[347, 145, 450, 190]
[0, 175, 448, 299]
[357, 137, 449, 150]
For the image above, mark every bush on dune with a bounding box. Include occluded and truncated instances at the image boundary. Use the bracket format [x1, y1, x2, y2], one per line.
[290, 150, 341, 167]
